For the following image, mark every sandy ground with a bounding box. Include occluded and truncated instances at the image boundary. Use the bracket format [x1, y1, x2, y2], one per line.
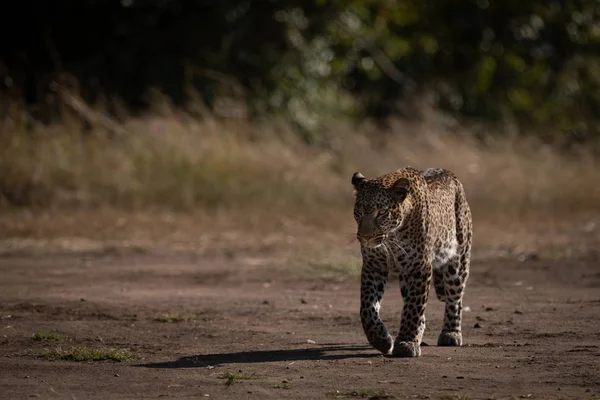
[0, 235, 599, 400]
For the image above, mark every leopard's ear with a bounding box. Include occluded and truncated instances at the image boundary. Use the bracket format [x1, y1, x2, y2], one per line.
[389, 177, 409, 202]
[351, 172, 366, 189]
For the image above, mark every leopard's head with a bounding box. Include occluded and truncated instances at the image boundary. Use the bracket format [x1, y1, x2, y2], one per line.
[351, 171, 411, 248]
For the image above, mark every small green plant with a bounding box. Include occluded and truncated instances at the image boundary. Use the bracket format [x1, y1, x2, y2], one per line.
[153, 313, 197, 323]
[42, 347, 135, 362]
[31, 332, 62, 341]
[273, 382, 291, 390]
[327, 390, 394, 399]
[218, 371, 256, 387]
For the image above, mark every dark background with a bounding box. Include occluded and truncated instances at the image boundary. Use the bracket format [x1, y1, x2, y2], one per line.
[2, 0, 600, 140]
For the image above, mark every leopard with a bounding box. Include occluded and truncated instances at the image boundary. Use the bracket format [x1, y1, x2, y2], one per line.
[351, 166, 472, 358]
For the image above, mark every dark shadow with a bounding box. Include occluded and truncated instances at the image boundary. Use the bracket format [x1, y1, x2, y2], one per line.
[137, 344, 378, 369]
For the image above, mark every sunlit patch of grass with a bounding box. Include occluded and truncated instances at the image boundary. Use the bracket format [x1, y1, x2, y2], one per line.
[326, 389, 395, 399]
[273, 382, 291, 389]
[153, 313, 197, 323]
[301, 255, 362, 277]
[31, 332, 62, 341]
[218, 371, 256, 387]
[42, 347, 135, 362]
[0, 117, 346, 215]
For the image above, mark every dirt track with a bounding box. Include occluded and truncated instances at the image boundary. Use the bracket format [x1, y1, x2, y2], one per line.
[1, 246, 599, 400]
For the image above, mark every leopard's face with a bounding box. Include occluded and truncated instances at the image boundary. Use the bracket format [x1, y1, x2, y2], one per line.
[352, 172, 410, 249]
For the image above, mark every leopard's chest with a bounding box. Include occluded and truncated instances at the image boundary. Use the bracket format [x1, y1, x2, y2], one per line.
[362, 229, 457, 274]
[362, 230, 422, 274]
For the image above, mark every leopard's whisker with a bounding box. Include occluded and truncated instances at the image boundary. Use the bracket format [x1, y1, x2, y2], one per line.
[382, 242, 395, 269]
[391, 238, 414, 253]
[387, 240, 410, 256]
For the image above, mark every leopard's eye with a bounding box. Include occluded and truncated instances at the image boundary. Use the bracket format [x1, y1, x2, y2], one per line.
[354, 208, 363, 220]
[375, 209, 387, 218]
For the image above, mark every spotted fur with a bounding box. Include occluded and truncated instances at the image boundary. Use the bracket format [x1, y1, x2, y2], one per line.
[352, 166, 472, 357]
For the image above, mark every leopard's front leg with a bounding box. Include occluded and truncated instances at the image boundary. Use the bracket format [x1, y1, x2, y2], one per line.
[393, 267, 432, 357]
[360, 263, 393, 355]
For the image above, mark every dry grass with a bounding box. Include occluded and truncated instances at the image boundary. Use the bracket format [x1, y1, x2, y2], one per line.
[31, 332, 62, 341]
[0, 116, 343, 215]
[2, 115, 598, 217]
[1, 102, 599, 257]
[334, 122, 600, 220]
[42, 347, 135, 362]
[218, 371, 256, 387]
[153, 312, 197, 323]
[326, 389, 395, 399]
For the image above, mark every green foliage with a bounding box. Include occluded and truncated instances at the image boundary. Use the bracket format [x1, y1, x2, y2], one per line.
[307, 0, 600, 137]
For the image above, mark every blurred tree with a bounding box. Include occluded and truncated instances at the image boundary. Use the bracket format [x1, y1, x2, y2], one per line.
[306, 0, 600, 139]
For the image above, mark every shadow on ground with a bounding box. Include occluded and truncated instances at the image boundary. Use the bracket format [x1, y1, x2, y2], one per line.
[138, 344, 378, 368]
